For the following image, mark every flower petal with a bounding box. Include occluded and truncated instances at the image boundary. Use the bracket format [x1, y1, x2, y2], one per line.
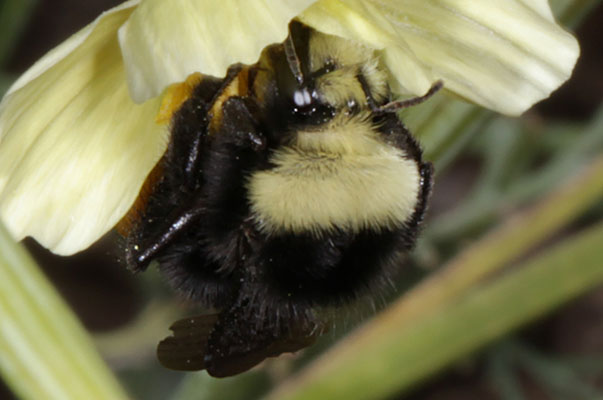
[119, 0, 319, 103]
[7, 0, 140, 95]
[298, 0, 434, 98]
[519, 0, 555, 21]
[0, 1, 168, 255]
[300, 0, 579, 116]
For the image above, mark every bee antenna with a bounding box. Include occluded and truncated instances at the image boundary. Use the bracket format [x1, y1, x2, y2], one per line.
[284, 33, 305, 85]
[379, 80, 444, 113]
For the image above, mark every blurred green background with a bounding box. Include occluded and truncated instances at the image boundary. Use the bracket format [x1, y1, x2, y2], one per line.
[0, 1, 602, 399]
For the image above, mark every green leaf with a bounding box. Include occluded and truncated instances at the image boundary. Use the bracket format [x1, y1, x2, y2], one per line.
[171, 370, 271, 400]
[0, 222, 129, 400]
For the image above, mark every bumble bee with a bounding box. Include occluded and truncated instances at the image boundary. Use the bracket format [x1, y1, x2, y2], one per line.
[123, 21, 440, 377]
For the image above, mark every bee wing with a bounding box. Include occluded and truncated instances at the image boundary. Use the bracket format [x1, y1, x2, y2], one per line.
[158, 307, 321, 377]
[157, 313, 219, 371]
[208, 330, 320, 378]
[203, 306, 321, 378]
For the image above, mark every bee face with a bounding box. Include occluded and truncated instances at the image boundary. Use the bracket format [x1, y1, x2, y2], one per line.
[123, 21, 438, 377]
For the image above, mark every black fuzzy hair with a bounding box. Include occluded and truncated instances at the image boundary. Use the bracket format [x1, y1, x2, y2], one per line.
[122, 22, 435, 377]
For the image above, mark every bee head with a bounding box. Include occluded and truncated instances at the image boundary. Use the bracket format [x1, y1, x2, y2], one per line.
[286, 21, 389, 113]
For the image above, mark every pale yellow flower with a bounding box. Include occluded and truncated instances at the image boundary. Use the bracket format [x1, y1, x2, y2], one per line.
[0, 0, 579, 255]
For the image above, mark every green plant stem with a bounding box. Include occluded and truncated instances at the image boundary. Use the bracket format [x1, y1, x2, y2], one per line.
[551, 0, 602, 27]
[0, 0, 38, 67]
[171, 370, 271, 400]
[0, 222, 129, 400]
[404, 92, 492, 172]
[510, 342, 603, 400]
[488, 348, 527, 400]
[265, 155, 603, 400]
[407, 154, 603, 334]
[427, 105, 603, 241]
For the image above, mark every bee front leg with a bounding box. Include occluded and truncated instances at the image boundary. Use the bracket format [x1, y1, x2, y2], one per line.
[125, 200, 205, 272]
[220, 96, 267, 152]
[168, 66, 244, 191]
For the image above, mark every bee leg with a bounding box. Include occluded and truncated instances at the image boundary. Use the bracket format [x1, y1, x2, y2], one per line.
[125, 201, 205, 272]
[126, 67, 251, 273]
[407, 161, 434, 230]
[168, 65, 244, 191]
[220, 96, 267, 152]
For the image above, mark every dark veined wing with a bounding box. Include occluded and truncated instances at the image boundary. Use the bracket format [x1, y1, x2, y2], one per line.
[157, 313, 219, 371]
[204, 318, 320, 378]
[157, 307, 322, 377]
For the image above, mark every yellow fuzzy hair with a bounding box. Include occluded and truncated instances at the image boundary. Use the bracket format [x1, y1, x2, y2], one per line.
[309, 31, 389, 108]
[247, 113, 420, 236]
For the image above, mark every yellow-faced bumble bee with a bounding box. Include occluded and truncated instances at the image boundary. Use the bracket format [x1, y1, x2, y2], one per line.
[123, 21, 441, 377]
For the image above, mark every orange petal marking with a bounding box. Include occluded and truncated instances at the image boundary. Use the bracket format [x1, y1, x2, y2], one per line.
[155, 72, 203, 124]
